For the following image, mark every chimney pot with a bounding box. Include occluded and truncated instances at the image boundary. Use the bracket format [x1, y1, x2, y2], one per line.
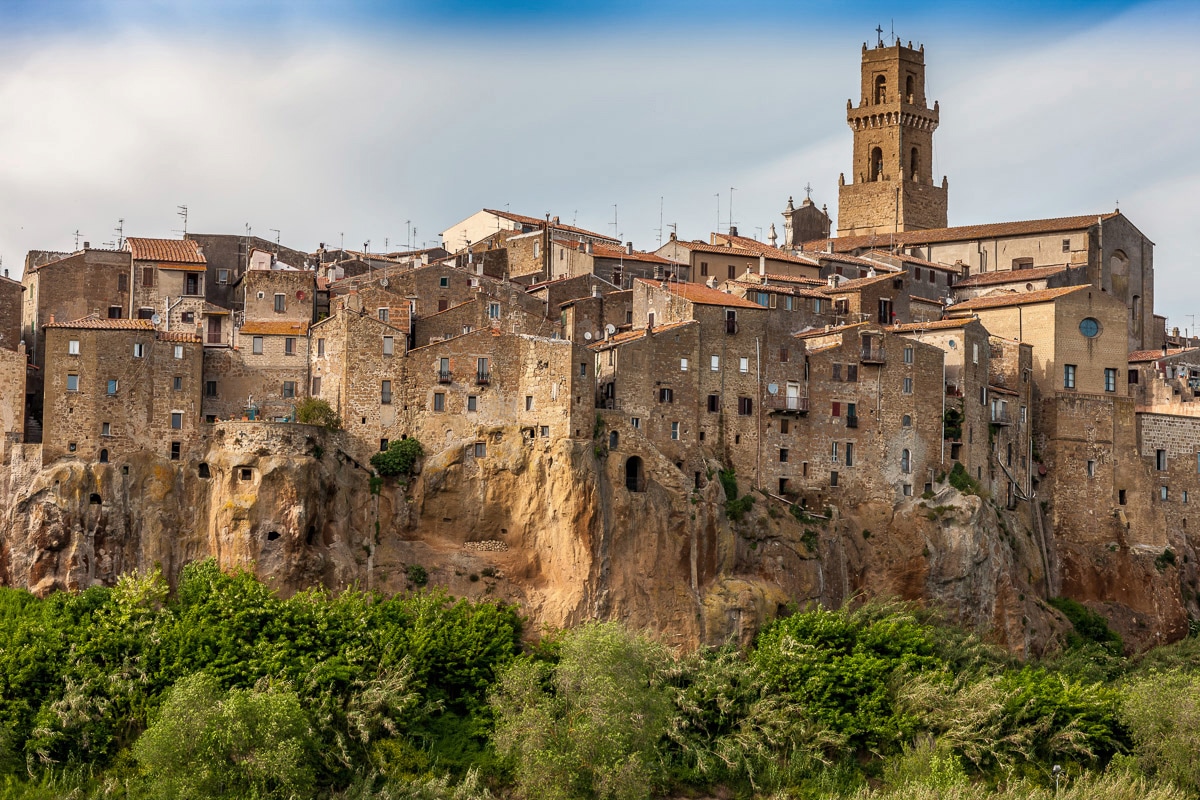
[83, 241, 90, 249]
[625, 241, 633, 255]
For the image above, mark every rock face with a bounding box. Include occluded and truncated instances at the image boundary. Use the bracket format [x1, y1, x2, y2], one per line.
[0, 421, 1179, 654]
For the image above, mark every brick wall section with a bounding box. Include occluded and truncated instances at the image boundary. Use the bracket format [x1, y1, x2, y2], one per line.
[221, 326, 312, 421]
[130, 260, 208, 328]
[412, 293, 563, 348]
[42, 324, 203, 464]
[0, 275, 23, 351]
[188, 233, 311, 311]
[0, 343, 26, 459]
[239, 269, 316, 324]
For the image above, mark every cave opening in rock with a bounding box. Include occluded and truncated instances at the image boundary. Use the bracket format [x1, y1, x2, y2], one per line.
[89, 493, 102, 505]
[306, 526, 318, 546]
[198, 463, 211, 479]
[266, 530, 281, 541]
[625, 456, 645, 492]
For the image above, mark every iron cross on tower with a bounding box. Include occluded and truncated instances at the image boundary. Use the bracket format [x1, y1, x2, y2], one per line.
[875, 24, 884, 46]
[804, 182, 813, 201]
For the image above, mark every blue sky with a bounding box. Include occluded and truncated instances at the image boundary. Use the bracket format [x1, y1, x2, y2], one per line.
[0, 0, 1197, 327]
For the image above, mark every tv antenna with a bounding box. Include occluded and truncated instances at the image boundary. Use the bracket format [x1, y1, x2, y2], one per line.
[656, 196, 664, 247]
[176, 205, 188, 236]
[728, 187, 736, 233]
[611, 204, 619, 238]
[714, 193, 720, 234]
[113, 218, 124, 250]
[269, 228, 280, 251]
[73, 230, 81, 250]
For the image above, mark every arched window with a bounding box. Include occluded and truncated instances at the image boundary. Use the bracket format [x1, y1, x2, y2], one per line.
[625, 456, 645, 492]
[98, 448, 109, 463]
[905, 75, 915, 102]
[870, 147, 884, 181]
[1132, 295, 1141, 322]
[909, 147, 919, 180]
[609, 430, 619, 449]
[900, 448, 911, 474]
[902, 414, 912, 427]
[648, 312, 655, 328]
[874, 75, 886, 104]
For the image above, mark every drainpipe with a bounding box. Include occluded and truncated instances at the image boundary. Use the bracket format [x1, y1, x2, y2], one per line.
[164, 296, 184, 331]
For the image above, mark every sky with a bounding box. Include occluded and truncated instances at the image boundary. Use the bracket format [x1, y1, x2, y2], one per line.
[1, 0, 1198, 327]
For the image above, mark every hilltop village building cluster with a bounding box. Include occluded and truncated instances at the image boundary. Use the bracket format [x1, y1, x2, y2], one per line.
[1, 40, 1197, 607]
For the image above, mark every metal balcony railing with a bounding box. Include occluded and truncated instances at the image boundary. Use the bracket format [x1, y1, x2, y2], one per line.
[475, 371, 491, 385]
[437, 370, 453, 384]
[846, 415, 859, 429]
[991, 409, 1013, 425]
[861, 346, 886, 364]
[764, 395, 810, 414]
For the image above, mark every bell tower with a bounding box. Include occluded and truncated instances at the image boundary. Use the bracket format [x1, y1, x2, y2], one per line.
[836, 38, 948, 238]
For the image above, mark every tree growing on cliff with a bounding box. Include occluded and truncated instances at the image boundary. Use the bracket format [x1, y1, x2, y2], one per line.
[295, 398, 342, 430]
[371, 438, 424, 479]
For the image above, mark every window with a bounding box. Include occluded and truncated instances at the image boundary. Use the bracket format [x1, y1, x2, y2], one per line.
[380, 381, 392, 404]
[383, 336, 394, 355]
[171, 412, 183, 430]
[108, 306, 122, 319]
[631, 417, 641, 430]
[901, 448, 912, 473]
[737, 397, 753, 415]
[437, 299, 448, 312]
[317, 338, 325, 357]
[1087, 460, 1096, 478]
[903, 346, 913, 364]
[380, 439, 389, 452]
[525, 395, 533, 411]
[579, 362, 587, 377]
[780, 418, 790, 434]
[467, 395, 478, 412]
[282, 381, 296, 399]
[832, 401, 841, 417]
[902, 414, 912, 427]
[142, 266, 155, 286]
[903, 377, 913, 394]
[1079, 318, 1101, 338]
[185, 273, 200, 295]
[707, 394, 719, 413]
[1161, 486, 1169, 501]
[433, 392, 445, 412]
[711, 355, 720, 371]
[1157, 449, 1167, 471]
[1064, 364, 1076, 389]
[439, 276, 449, 288]
[284, 337, 295, 356]
[107, 378, 119, 395]
[671, 422, 680, 440]
[739, 357, 749, 373]
[1021, 406, 1027, 424]
[252, 336, 264, 355]
[659, 388, 674, 403]
[170, 441, 181, 460]
[833, 363, 842, 381]
[217, 269, 229, 284]
[1062, 238, 1071, 253]
[700, 261, 708, 276]
[1129, 370, 1139, 385]
[378, 308, 389, 322]
[171, 376, 181, 391]
[1104, 368, 1117, 392]
[680, 358, 688, 371]
[847, 364, 858, 382]
[311, 377, 321, 396]
[902, 483, 913, 497]
[68, 339, 80, 355]
[845, 442, 854, 467]
[274, 293, 286, 312]
[488, 303, 501, 319]
[980, 386, 987, 405]
[118, 273, 128, 291]
[138, 307, 154, 320]
[831, 441, 840, 463]
[972, 343, 979, 364]
[779, 348, 789, 363]
[133, 343, 146, 358]
[67, 374, 79, 392]
[830, 471, 839, 487]
[728, 264, 736, 280]
[172, 344, 183, 359]
[101, 422, 111, 436]
[474, 442, 486, 458]
[780, 448, 789, 463]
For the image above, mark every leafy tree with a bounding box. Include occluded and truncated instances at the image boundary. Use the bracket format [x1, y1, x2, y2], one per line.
[295, 397, 342, 429]
[372, 438, 425, 478]
[1048, 597, 1124, 656]
[133, 672, 315, 799]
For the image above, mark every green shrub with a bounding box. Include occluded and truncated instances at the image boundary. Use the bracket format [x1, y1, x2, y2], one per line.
[1048, 597, 1123, 656]
[947, 462, 980, 496]
[407, 564, 429, 587]
[371, 438, 425, 478]
[295, 397, 342, 430]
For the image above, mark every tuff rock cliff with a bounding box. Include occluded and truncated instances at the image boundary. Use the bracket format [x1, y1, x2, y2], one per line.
[0, 421, 1187, 654]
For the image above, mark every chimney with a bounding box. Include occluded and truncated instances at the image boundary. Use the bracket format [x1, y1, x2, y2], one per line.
[669, 231, 677, 241]
[625, 241, 633, 255]
[2, 269, 7, 278]
[83, 241, 90, 249]
[729, 225, 738, 237]
[759, 255, 766, 277]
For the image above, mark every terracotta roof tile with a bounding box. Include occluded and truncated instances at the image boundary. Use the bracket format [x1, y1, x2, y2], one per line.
[952, 264, 1070, 288]
[482, 208, 617, 243]
[125, 237, 207, 264]
[910, 295, 946, 305]
[948, 285, 1085, 311]
[762, 273, 824, 286]
[157, 330, 202, 343]
[635, 278, 761, 308]
[556, 240, 677, 265]
[590, 320, 695, 350]
[802, 212, 1121, 253]
[794, 322, 872, 339]
[1129, 348, 1199, 363]
[674, 237, 817, 267]
[44, 315, 154, 331]
[861, 249, 961, 272]
[239, 320, 310, 336]
[888, 318, 976, 333]
[823, 272, 901, 292]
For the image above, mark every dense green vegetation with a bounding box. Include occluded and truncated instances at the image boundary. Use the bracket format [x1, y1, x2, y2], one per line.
[2, 564, 1200, 799]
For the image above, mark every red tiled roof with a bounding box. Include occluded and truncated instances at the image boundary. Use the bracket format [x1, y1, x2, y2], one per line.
[590, 320, 695, 350]
[763, 273, 824, 286]
[988, 384, 1019, 396]
[948, 285, 1085, 312]
[557, 240, 677, 265]
[157, 330, 202, 343]
[125, 237, 207, 264]
[823, 272, 900, 292]
[861, 249, 961, 272]
[802, 212, 1121, 253]
[794, 322, 872, 339]
[1129, 348, 1199, 363]
[673, 237, 817, 267]
[44, 315, 153, 331]
[482, 208, 617, 243]
[239, 320, 310, 336]
[728, 279, 821, 299]
[910, 295, 946, 305]
[635, 278, 761, 308]
[952, 264, 1070, 288]
[888, 318, 977, 333]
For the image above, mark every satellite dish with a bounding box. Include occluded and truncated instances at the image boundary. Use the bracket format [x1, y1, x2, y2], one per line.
[584, 331, 593, 340]
[150, 314, 162, 325]
[379, 277, 389, 288]
[296, 290, 306, 300]
[605, 323, 616, 335]
[767, 383, 779, 395]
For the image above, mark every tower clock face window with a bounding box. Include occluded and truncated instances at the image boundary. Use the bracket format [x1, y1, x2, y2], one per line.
[1079, 318, 1101, 338]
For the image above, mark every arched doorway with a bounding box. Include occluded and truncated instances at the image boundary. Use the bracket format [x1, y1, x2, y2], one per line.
[625, 456, 645, 492]
[870, 147, 884, 181]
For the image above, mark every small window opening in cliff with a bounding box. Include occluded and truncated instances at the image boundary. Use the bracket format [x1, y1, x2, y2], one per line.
[625, 456, 645, 492]
[267, 530, 281, 542]
[198, 463, 210, 479]
[609, 431, 619, 449]
[307, 526, 318, 546]
[1119, 489, 1127, 505]
[121, 466, 129, 475]
[239, 468, 253, 481]
[89, 493, 102, 505]
[779, 478, 789, 495]
[99, 449, 109, 463]
[695, 472, 702, 489]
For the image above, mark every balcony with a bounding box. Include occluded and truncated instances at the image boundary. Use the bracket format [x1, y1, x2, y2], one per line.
[475, 371, 491, 385]
[437, 370, 453, 384]
[990, 409, 1013, 426]
[860, 346, 886, 364]
[764, 395, 810, 414]
[846, 415, 859, 429]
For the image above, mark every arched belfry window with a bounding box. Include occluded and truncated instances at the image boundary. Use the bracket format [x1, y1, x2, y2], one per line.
[905, 75, 915, 102]
[910, 147, 919, 181]
[901, 448, 912, 474]
[870, 147, 884, 181]
[874, 75, 887, 104]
